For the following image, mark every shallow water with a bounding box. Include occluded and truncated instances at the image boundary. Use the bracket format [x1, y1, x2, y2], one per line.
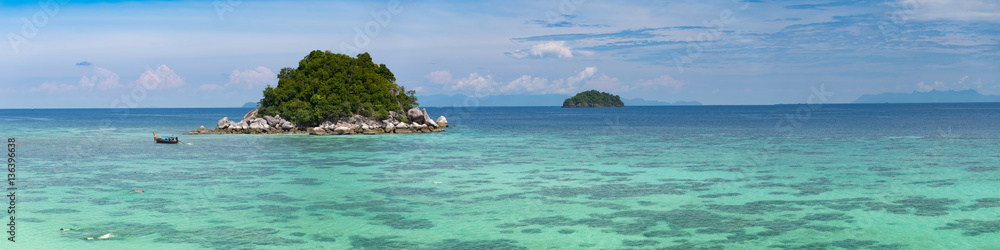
[2, 104, 999, 249]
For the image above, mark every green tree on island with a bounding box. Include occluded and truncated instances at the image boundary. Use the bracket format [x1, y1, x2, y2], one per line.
[562, 90, 626, 108]
[257, 51, 418, 125]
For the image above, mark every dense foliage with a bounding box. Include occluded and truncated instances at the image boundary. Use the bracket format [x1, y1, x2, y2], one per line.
[562, 90, 625, 108]
[258, 51, 418, 125]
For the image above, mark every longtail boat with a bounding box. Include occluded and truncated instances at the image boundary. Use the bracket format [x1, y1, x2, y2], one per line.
[153, 132, 179, 144]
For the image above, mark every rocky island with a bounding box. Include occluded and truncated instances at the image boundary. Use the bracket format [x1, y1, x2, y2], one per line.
[188, 50, 448, 136]
[562, 90, 626, 108]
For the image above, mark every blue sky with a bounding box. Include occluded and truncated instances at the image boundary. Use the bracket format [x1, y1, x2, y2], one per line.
[0, 0, 997, 108]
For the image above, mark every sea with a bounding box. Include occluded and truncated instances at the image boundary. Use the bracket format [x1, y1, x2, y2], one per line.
[1, 104, 998, 249]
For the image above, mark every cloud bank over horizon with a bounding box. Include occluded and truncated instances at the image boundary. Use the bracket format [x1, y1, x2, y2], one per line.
[0, 0, 997, 108]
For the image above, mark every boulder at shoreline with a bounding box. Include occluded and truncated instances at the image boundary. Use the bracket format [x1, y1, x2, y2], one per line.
[187, 109, 449, 136]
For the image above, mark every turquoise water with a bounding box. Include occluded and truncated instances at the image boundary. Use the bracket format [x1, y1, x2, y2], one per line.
[1, 105, 999, 249]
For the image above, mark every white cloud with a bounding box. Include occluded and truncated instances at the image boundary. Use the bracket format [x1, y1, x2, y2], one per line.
[227, 67, 276, 88]
[915, 75, 979, 92]
[425, 70, 452, 84]
[582, 74, 624, 93]
[72, 66, 185, 92]
[31, 82, 78, 92]
[531, 41, 574, 59]
[916, 81, 943, 92]
[636, 75, 685, 92]
[567, 67, 598, 87]
[200, 84, 225, 91]
[898, 0, 1000, 22]
[137, 65, 184, 90]
[79, 67, 121, 90]
[507, 41, 591, 59]
[78, 76, 95, 88]
[504, 75, 551, 93]
[450, 72, 497, 96]
[438, 67, 603, 95]
[36, 67, 125, 92]
[427, 67, 690, 97]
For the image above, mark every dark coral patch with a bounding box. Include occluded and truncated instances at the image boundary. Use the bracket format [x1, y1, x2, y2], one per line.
[937, 219, 1000, 236]
[802, 213, 851, 221]
[623, 239, 659, 246]
[36, 209, 80, 214]
[698, 193, 741, 198]
[370, 214, 435, 229]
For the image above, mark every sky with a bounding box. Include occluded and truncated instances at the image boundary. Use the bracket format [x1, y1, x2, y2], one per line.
[0, 0, 997, 108]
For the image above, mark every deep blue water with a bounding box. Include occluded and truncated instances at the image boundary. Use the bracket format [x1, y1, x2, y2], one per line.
[6, 103, 999, 133]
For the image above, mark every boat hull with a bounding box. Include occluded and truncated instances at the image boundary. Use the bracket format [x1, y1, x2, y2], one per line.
[154, 137, 179, 144]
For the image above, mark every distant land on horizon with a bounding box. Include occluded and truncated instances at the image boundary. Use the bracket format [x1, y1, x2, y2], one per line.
[412, 94, 701, 107]
[242, 102, 258, 108]
[853, 89, 1000, 103]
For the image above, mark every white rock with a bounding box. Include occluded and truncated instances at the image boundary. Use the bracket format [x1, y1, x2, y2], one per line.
[263, 116, 280, 127]
[249, 118, 268, 129]
[233, 120, 249, 130]
[406, 108, 423, 123]
[279, 121, 295, 129]
[421, 109, 439, 127]
[243, 109, 258, 121]
[217, 117, 231, 129]
[319, 121, 335, 129]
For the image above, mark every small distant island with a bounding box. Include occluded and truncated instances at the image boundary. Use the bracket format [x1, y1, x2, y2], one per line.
[241, 102, 258, 108]
[190, 51, 447, 136]
[562, 90, 626, 108]
[416, 94, 701, 107]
